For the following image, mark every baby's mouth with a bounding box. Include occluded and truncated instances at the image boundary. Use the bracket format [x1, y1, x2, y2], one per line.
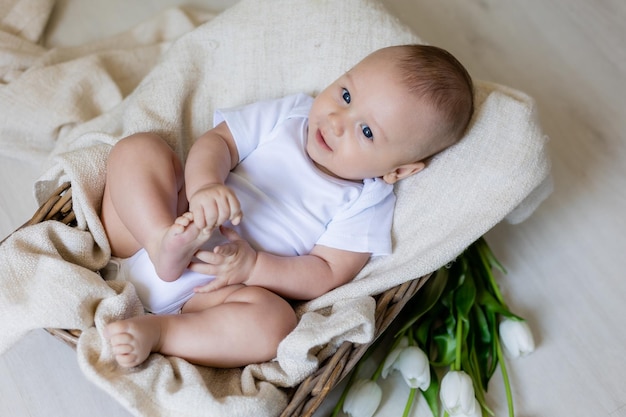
[317, 129, 332, 151]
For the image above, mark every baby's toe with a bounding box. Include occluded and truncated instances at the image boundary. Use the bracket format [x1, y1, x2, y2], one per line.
[116, 353, 140, 368]
[111, 342, 134, 355]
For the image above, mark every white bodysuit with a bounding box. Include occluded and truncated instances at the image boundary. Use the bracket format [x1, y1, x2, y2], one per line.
[120, 94, 396, 314]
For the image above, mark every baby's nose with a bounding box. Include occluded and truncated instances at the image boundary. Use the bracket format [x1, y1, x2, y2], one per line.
[329, 113, 344, 136]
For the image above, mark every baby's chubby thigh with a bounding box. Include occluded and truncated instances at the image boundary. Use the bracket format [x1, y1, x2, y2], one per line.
[119, 249, 215, 315]
[182, 284, 298, 362]
[180, 284, 246, 313]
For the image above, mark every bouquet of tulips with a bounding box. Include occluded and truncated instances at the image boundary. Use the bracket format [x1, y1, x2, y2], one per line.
[333, 238, 535, 417]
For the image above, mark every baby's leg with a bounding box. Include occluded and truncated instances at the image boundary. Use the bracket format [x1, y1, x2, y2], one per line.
[101, 133, 210, 281]
[105, 285, 297, 368]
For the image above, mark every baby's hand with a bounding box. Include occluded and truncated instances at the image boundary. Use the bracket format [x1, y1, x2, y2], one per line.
[188, 184, 242, 231]
[190, 226, 257, 292]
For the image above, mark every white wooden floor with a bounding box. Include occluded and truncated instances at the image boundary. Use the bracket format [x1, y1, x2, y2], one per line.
[1, 0, 625, 416]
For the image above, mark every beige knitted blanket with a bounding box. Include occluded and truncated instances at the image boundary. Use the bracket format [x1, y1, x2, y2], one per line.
[0, 0, 551, 416]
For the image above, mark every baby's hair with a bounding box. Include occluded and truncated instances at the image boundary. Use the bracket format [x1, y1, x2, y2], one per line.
[394, 44, 475, 158]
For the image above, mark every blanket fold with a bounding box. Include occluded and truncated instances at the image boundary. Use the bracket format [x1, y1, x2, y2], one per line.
[0, 0, 551, 416]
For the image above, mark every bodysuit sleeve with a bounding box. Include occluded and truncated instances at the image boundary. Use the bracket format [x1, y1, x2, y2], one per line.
[316, 178, 396, 257]
[213, 94, 312, 162]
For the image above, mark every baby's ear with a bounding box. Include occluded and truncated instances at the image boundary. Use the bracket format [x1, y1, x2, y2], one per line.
[382, 162, 425, 184]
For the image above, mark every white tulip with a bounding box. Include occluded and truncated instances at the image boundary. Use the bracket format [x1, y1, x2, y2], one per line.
[381, 336, 409, 379]
[392, 346, 431, 390]
[455, 398, 482, 417]
[440, 370, 477, 415]
[499, 318, 535, 358]
[343, 379, 382, 417]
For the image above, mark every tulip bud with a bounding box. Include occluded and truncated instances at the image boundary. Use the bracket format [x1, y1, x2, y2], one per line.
[456, 398, 482, 417]
[440, 370, 477, 415]
[393, 346, 431, 390]
[343, 379, 382, 417]
[499, 318, 535, 358]
[381, 337, 409, 379]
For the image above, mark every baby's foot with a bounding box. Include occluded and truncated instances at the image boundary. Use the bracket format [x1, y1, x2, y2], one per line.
[153, 212, 212, 281]
[105, 316, 162, 368]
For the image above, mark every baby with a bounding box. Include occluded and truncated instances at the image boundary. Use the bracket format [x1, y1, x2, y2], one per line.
[102, 44, 474, 368]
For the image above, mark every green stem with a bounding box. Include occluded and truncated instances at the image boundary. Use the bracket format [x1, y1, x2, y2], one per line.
[371, 355, 386, 382]
[495, 337, 514, 417]
[477, 240, 507, 307]
[455, 313, 463, 371]
[402, 388, 418, 417]
[407, 326, 416, 346]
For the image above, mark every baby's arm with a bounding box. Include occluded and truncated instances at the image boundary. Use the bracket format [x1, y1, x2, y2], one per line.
[191, 227, 370, 300]
[185, 122, 242, 230]
[249, 244, 370, 299]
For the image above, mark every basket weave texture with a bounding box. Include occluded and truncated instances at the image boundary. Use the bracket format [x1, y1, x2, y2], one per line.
[6, 182, 429, 417]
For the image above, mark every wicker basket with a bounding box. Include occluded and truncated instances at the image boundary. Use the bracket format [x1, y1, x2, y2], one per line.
[3, 182, 430, 417]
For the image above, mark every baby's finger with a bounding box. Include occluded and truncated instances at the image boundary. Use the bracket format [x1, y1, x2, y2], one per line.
[202, 202, 221, 231]
[214, 241, 240, 255]
[219, 226, 243, 243]
[190, 205, 207, 230]
[227, 194, 243, 225]
[192, 250, 224, 266]
[230, 211, 243, 226]
[188, 261, 215, 277]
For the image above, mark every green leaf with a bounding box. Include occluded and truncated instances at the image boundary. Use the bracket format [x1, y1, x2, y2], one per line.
[444, 312, 457, 337]
[486, 310, 499, 378]
[472, 303, 492, 345]
[454, 269, 476, 321]
[396, 267, 449, 336]
[422, 366, 440, 417]
[477, 289, 521, 319]
[477, 237, 507, 274]
[431, 332, 456, 366]
[470, 307, 496, 388]
[415, 316, 434, 348]
[440, 289, 455, 316]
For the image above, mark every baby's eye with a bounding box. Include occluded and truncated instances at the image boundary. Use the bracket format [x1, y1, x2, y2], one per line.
[342, 88, 351, 104]
[361, 125, 373, 140]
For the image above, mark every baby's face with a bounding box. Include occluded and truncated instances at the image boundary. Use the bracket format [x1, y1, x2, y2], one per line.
[306, 49, 440, 184]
